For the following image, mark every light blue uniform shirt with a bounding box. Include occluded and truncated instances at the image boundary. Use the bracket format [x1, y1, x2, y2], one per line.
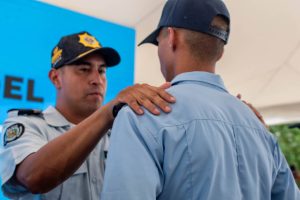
[101, 72, 300, 200]
[0, 106, 109, 200]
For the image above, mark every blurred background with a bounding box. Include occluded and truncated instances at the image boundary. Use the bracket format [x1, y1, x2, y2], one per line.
[0, 0, 299, 198]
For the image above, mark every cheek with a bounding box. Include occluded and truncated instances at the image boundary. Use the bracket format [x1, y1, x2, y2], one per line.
[61, 76, 82, 93]
[158, 46, 164, 67]
[101, 74, 107, 86]
[103, 79, 107, 93]
[158, 46, 167, 79]
[157, 45, 163, 60]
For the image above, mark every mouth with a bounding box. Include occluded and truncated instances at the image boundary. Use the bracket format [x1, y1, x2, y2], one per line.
[87, 92, 103, 98]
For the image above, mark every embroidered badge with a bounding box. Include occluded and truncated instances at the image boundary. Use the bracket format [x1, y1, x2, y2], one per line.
[78, 32, 101, 48]
[4, 123, 25, 146]
[51, 46, 63, 65]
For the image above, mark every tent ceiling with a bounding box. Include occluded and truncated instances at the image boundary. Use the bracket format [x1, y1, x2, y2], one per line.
[40, 0, 165, 27]
[41, 0, 300, 124]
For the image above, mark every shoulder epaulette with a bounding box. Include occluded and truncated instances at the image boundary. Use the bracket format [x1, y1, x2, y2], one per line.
[7, 109, 43, 117]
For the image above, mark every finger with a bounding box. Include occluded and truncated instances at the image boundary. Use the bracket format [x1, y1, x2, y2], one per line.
[158, 88, 176, 103]
[136, 95, 161, 115]
[118, 85, 160, 115]
[116, 87, 144, 115]
[154, 83, 176, 103]
[149, 85, 176, 103]
[245, 103, 268, 127]
[247, 103, 261, 116]
[126, 99, 144, 115]
[139, 85, 173, 112]
[135, 84, 173, 112]
[120, 83, 174, 114]
[239, 96, 269, 129]
[149, 94, 172, 113]
[159, 82, 172, 89]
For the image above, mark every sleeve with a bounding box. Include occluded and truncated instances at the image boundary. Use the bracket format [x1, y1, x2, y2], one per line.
[0, 117, 48, 197]
[101, 107, 163, 200]
[271, 142, 300, 200]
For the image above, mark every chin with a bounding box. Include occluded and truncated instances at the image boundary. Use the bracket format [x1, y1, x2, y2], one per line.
[84, 100, 102, 110]
[88, 96, 103, 105]
[91, 102, 102, 109]
[83, 105, 99, 116]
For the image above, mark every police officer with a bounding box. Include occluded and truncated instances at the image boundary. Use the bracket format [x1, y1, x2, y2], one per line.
[101, 0, 300, 198]
[0, 31, 175, 199]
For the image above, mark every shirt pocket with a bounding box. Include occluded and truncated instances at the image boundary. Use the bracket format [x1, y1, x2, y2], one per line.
[41, 163, 89, 200]
[41, 184, 62, 200]
[74, 162, 88, 175]
[60, 162, 90, 200]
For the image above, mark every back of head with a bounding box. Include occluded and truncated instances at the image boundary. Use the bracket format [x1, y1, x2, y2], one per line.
[139, 0, 230, 46]
[181, 16, 229, 63]
[139, 0, 230, 64]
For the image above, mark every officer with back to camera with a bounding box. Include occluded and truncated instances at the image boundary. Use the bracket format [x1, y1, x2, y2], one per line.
[101, 0, 300, 199]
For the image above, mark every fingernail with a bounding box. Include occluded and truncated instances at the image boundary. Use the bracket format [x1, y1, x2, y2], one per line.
[165, 106, 171, 112]
[170, 97, 176, 102]
[138, 109, 144, 114]
[154, 108, 160, 114]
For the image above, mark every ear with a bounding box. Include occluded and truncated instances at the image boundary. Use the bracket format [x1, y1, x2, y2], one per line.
[167, 27, 176, 50]
[48, 68, 62, 89]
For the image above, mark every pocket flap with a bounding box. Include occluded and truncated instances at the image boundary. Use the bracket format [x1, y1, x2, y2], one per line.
[73, 162, 87, 175]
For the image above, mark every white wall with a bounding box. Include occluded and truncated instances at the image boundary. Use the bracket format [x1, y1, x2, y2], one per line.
[135, 4, 165, 86]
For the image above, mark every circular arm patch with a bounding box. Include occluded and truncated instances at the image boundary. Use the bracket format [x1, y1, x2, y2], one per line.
[3, 123, 25, 146]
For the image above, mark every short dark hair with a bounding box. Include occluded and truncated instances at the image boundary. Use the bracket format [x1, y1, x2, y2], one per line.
[181, 16, 229, 63]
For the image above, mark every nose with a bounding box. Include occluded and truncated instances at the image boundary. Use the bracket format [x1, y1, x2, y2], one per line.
[89, 69, 105, 86]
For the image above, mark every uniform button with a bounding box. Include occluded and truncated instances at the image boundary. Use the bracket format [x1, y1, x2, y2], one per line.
[92, 177, 97, 183]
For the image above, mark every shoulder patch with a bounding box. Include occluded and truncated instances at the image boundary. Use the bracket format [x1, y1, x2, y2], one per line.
[7, 109, 43, 117]
[4, 123, 25, 146]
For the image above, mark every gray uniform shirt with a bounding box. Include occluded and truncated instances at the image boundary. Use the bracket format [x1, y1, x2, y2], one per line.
[0, 106, 109, 200]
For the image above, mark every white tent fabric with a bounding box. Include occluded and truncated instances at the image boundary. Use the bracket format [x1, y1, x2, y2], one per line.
[41, 0, 300, 125]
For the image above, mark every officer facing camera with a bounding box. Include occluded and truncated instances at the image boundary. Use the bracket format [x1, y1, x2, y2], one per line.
[0, 31, 176, 199]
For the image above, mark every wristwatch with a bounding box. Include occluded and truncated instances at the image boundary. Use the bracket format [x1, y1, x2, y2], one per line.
[112, 103, 126, 118]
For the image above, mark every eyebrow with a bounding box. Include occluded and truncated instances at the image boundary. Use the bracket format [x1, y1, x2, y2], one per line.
[72, 60, 106, 68]
[72, 60, 91, 66]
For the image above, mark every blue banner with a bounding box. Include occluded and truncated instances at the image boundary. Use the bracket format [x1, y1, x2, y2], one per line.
[0, 0, 135, 198]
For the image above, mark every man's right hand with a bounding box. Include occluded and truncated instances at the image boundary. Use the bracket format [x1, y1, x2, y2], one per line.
[114, 82, 176, 116]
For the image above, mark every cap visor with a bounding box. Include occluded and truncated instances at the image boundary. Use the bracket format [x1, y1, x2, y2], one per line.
[138, 28, 161, 46]
[96, 47, 121, 67]
[66, 47, 121, 67]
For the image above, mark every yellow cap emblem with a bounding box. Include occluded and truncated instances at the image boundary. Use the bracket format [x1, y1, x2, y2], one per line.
[79, 33, 101, 48]
[51, 47, 63, 65]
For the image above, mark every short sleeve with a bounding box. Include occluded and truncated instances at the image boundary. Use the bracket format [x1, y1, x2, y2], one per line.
[101, 107, 163, 200]
[0, 117, 48, 197]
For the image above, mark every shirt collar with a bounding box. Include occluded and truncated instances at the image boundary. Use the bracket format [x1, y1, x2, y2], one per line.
[43, 106, 72, 127]
[171, 71, 228, 93]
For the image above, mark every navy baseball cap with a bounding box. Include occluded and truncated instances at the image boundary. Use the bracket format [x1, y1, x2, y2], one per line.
[51, 31, 121, 69]
[139, 0, 230, 46]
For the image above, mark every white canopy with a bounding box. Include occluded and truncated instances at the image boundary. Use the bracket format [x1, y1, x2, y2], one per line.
[41, 0, 300, 125]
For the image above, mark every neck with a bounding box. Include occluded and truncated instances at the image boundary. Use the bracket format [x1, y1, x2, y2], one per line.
[55, 98, 94, 124]
[56, 105, 90, 125]
[173, 54, 216, 78]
